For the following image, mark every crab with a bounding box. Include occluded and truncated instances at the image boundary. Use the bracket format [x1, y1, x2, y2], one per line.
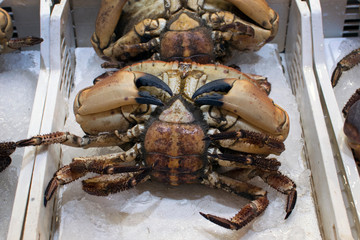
[0, 7, 43, 53]
[92, 0, 279, 67]
[331, 48, 360, 164]
[0, 60, 296, 230]
[342, 89, 360, 164]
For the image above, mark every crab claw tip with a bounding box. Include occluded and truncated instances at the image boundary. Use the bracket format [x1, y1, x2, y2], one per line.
[194, 93, 223, 106]
[285, 189, 297, 219]
[135, 73, 173, 96]
[200, 212, 237, 230]
[44, 177, 59, 207]
[136, 91, 164, 106]
[191, 79, 232, 99]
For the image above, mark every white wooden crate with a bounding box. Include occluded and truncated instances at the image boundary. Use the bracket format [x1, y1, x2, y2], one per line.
[0, 0, 50, 239]
[309, 0, 360, 239]
[12, 0, 356, 239]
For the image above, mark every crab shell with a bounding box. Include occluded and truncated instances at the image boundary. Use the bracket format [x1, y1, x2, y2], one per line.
[91, 0, 279, 64]
[74, 61, 289, 156]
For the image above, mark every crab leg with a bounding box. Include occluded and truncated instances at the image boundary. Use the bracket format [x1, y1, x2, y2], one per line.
[201, 172, 269, 230]
[74, 70, 173, 116]
[192, 78, 289, 138]
[0, 8, 43, 53]
[208, 149, 281, 172]
[331, 48, 360, 87]
[82, 169, 151, 196]
[44, 143, 143, 206]
[6, 37, 43, 51]
[206, 128, 285, 155]
[258, 171, 297, 219]
[224, 168, 297, 219]
[0, 124, 145, 166]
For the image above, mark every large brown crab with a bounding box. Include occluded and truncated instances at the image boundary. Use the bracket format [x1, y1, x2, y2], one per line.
[92, 0, 279, 67]
[0, 7, 43, 53]
[0, 61, 296, 230]
[331, 48, 360, 164]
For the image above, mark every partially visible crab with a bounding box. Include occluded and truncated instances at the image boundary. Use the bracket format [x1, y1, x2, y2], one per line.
[0, 61, 295, 230]
[92, 0, 279, 67]
[342, 89, 360, 163]
[0, 7, 43, 53]
[331, 48, 360, 164]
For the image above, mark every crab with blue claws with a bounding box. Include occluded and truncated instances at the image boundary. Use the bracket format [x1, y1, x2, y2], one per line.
[0, 60, 296, 230]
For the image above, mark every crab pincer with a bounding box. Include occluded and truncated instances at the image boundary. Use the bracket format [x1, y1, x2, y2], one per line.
[74, 71, 173, 116]
[192, 78, 289, 138]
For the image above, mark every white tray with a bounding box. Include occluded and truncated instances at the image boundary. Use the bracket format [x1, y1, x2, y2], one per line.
[14, 0, 355, 239]
[3, 0, 51, 239]
[309, 0, 360, 239]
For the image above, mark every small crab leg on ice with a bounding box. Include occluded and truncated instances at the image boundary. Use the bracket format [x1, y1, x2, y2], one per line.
[0, 8, 43, 53]
[192, 78, 289, 138]
[331, 47, 360, 87]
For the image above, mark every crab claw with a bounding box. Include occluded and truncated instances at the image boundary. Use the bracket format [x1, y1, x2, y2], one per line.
[192, 78, 289, 137]
[0, 141, 16, 171]
[74, 70, 172, 116]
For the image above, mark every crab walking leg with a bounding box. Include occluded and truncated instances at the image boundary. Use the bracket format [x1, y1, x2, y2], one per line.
[224, 168, 297, 219]
[193, 78, 289, 138]
[258, 171, 297, 219]
[206, 128, 285, 155]
[0, 125, 145, 166]
[201, 172, 269, 230]
[70, 143, 142, 173]
[208, 147, 281, 172]
[44, 143, 143, 206]
[6, 37, 43, 50]
[331, 48, 360, 87]
[82, 169, 151, 196]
